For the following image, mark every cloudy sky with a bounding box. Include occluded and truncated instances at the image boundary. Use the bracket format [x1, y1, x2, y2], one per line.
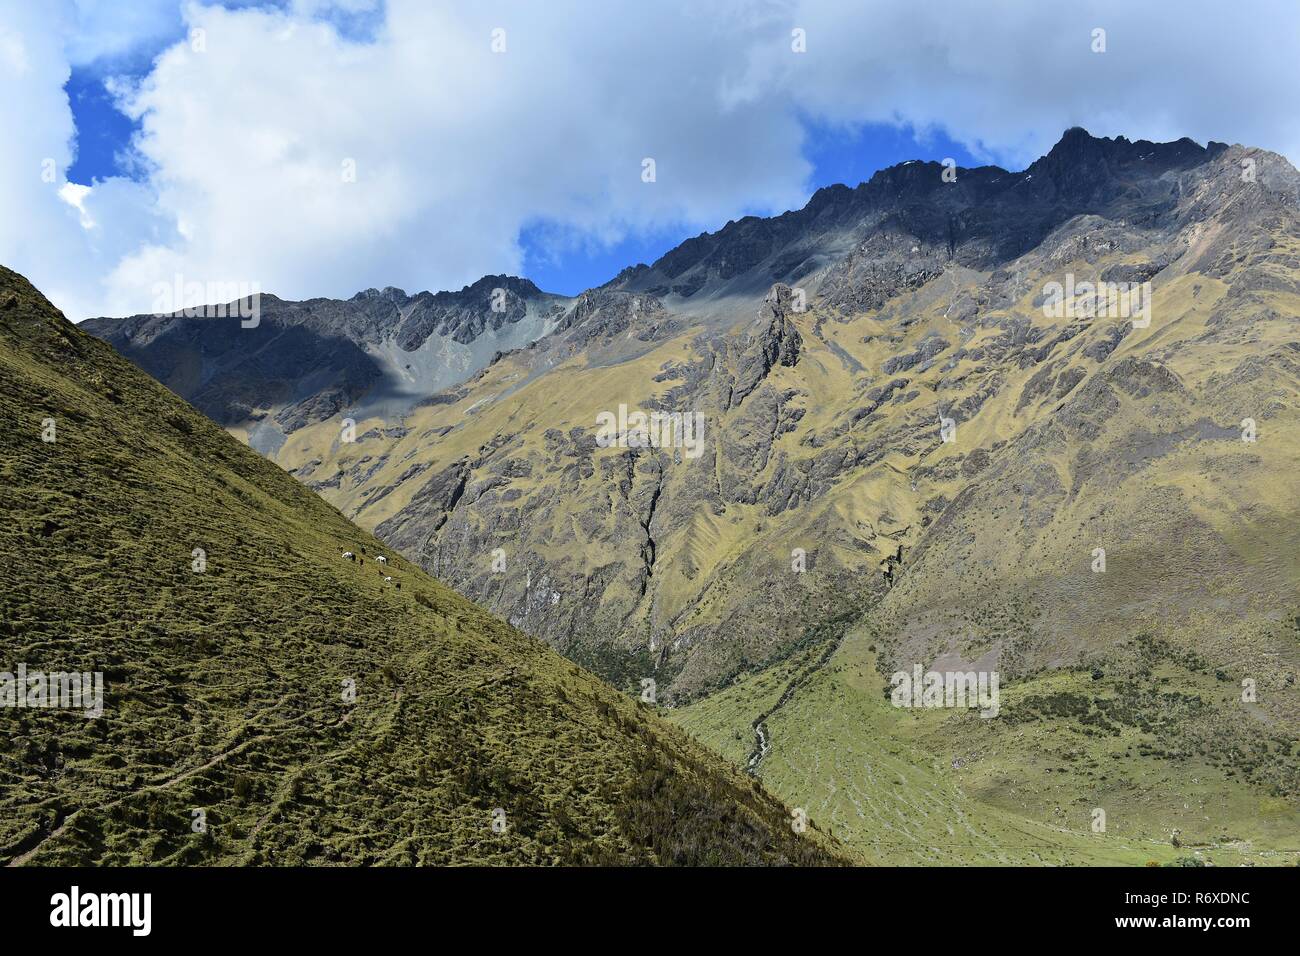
[2, 0, 1298, 320]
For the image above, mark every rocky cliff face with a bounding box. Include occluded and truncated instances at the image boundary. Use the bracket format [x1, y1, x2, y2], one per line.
[88, 130, 1300, 710]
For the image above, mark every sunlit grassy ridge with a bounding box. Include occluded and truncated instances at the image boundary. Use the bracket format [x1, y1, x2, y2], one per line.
[0, 266, 845, 866]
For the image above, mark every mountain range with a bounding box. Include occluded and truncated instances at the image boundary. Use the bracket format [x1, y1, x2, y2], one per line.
[76, 127, 1300, 864]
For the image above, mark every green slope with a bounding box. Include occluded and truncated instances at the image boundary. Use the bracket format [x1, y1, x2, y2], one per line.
[674, 619, 1299, 866]
[0, 266, 844, 866]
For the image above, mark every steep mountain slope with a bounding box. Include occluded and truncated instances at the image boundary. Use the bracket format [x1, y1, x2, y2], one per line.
[0, 266, 842, 866]
[658, 132, 1300, 864]
[200, 130, 1300, 701]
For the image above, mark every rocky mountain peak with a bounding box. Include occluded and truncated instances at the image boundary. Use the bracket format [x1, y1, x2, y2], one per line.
[351, 285, 410, 303]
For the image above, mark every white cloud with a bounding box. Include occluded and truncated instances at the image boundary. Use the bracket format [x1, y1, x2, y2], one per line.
[748, 0, 1300, 168]
[1, 0, 1298, 320]
[96, 0, 814, 315]
[0, 0, 172, 318]
[57, 181, 93, 226]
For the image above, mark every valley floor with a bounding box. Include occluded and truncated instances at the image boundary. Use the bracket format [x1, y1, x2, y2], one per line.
[673, 621, 1300, 866]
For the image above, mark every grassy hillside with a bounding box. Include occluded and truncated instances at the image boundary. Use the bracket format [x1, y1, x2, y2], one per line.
[0, 266, 844, 866]
[674, 621, 1299, 866]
